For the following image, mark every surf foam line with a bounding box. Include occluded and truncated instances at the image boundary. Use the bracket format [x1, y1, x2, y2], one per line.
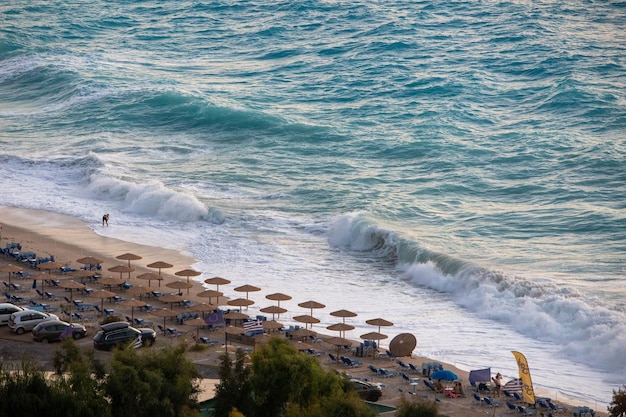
[329, 212, 626, 378]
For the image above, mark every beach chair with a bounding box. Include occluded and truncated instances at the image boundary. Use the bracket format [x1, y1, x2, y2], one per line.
[328, 353, 338, 362]
[473, 393, 485, 405]
[384, 350, 396, 360]
[507, 402, 518, 412]
[368, 364, 379, 375]
[342, 357, 362, 368]
[516, 405, 536, 415]
[198, 337, 219, 345]
[513, 392, 524, 402]
[409, 363, 421, 374]
[134, 318, 154, 328]
[548, 402, 568, 413]
[484, 397, 503, 407]
[424, 380, 437, 392]
[166, 327, 184, 337]
[378, 368, 397, 378]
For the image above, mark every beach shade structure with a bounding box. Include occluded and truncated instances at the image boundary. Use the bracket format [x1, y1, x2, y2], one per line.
[136, 272, 163, 287]
[360, 331, 389, 359]
[188, 302, 217, 318]
[146, 261, 174, 286]
[184, 317, 208, 341]
[233, 284, 261, 300]
[98, 276, 124, 290]
[298, 300, 326, 317]
[266, 292, 292, 307]
[366, 317, 394, 334]
[430, 369, 458, 382]
[204, 276, 231, 292]
[327, 322, 355, 339]
[158, 293, 186, 309]
[88, 289, 117, 313]
[325, 336, 356, 361]
[224, 325, 246, 353]
[125, 284, 151, 300]
[116, 252, 142, 268]
[37, 261, 65, 274]
[223, 311, 249, 321]
[108, 265, 135, 281]
[389, 333, 417, 358]
[59, 279, 86, 323]
[227, 298, 255, 312]
[330, 309, 358, 324]
[119, 298, 147, 321]
[293, 314, 320, 329]
[68, 269, 99, 281]
[76, 256, 104, 270]
[260, 305, 287, 320]
[290, 328, 317, 339]
[197, 289, 224, 305]
[0, 264, 23, 285]
[175, 268, 202, 285]
[263, 320, 284, 332]
[150, 308, 179, 334]
[165, 280, 193, 295]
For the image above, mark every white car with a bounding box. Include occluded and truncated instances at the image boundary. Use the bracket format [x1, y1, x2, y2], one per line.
[8, 310, 59, 334]
[0, 303, 25, 325]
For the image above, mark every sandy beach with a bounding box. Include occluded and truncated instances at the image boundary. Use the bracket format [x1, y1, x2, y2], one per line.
[0, 206, 607, 416]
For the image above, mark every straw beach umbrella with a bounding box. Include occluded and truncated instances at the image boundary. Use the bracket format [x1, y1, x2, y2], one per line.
[197, 289, 223, 305]
[0, 264, 23, 285]
[98, 276, 123, 290]
[266, 292, 292, 308]
[360, 331, 389, 359]
[260, 305, 287, 320]
[125, 285, 151, 300]
[116, 253, 142, 268]
[366, 318, 394, 335]
[76, 256, 103, 270]
[227, 298, 255, 312]
[188, 302, 217, 318]
[234, 284, 261, 300]
[166, 280, 193, 295]
[184, 317, 208, 341]
[88, 289, 117, 313]
[159, 293, 185, 309]
[175, 268, 201, 285]
[293, 315, 320, 329]
[59, 279, 85, 323]
[204, 276, 231, 292]
[136, 272, 162, 288]
[150, 308, 179, 334]
[37, 261, 64, 274]
[108, 265, 134, 281]
[119, 298, 146, 321]
[146, 261, 173, 286]
[298, 300, 325, 316]
[327, 322, 354, 339]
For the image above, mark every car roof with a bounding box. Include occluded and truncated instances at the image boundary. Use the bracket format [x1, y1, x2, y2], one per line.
[11, 309, 49, 317]
[0, 303, 25, 309]
[101, 321, 131, 332]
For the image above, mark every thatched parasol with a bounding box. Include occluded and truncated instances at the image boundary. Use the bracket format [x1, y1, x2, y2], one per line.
[184, 317, 208, 341]
[76, 256, 103, 265]
[108, 264, 134, 281]
[365, 317, 394, 334]
[158, 293, 186, 309]
[227, 298, 255, 311]
[146, 261, 173, 286]
[98, 276, 123, 290]
[233, 284, 261, 300]
[88, 288, 117, 313]
[0, 264, 23, 285]
[116, 253, 142, 268]
[125, 285, 151, 300]
[136, 272, 162, 287]
[37, 261, 65, 274]
[119, 298, 147, 321]
[260, 305, 287, 320]
[327, 322, 355, 339]
[204, 276, 231, 292]
[298, 300, 326, 316]
[165, 280, 193, 295]
[58, 279, 85, 323]
[266, 292, 292, 307]
[197, 289, 223, 304]
[174, 268, 201, 285]
[293, 314, 320, 329]
[149, 308, 179, 333]
[360, 331, 389, 359]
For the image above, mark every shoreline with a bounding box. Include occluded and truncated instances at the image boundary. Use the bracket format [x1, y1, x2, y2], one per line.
[0, 206, 608, 415]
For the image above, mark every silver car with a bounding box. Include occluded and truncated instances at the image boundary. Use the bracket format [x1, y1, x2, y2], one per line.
[8, 310, 58, 334]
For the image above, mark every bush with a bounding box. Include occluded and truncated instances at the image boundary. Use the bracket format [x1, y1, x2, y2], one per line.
[608, 385, 626, 417]
[395, 396, 439, 417]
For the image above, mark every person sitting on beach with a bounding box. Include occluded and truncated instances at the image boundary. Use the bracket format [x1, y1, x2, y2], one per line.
[492, 372, 503, 397]
[433, 379, 444, 393]
[102, 213, 109, 226]
[453, 381, 465, 397]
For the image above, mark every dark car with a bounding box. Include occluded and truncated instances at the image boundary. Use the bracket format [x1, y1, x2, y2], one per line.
[32, 320, 87, 343]
[351, 379, 383, 402]
[93, 321, 156, 351]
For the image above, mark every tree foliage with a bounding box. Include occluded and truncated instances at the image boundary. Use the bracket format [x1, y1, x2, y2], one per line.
[394, 395, 440, 417]
[608, 385, 626, 417]
[0, 339, 202, 417]
[213, 337, 374, 417]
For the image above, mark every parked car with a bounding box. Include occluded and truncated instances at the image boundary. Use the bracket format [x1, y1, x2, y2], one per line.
[32, 320, 87, 343]
[351, 379, 383, 402]
[8, 310, 58, 334]
[93, 321, 156, 351]
[0, 303, 25, 325]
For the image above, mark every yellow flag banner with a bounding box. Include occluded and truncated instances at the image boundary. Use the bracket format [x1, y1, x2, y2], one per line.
[512, 351, 536, 404]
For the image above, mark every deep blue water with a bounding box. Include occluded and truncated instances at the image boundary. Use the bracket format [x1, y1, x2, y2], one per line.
[1, 0, 625, 406]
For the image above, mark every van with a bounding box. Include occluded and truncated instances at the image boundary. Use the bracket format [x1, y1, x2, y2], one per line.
[8, 310, 58, 334]
[0, 303, 25, 326]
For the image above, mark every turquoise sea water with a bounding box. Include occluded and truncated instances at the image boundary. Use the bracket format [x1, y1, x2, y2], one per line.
[1, 1, 625, 406]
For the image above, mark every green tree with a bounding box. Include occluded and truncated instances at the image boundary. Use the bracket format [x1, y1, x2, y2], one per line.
[214, 348, 253, 417]
[608, 385, 626, 417]
[105, 343, 201, 417]
[394, 395, 439, 417]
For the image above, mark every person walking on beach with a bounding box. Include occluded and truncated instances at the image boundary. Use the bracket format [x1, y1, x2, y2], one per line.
[102, 213, 109, 226]
[492, 372, 503, 397]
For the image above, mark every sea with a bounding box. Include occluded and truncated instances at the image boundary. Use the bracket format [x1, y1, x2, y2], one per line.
[1, 0, 624, 408]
